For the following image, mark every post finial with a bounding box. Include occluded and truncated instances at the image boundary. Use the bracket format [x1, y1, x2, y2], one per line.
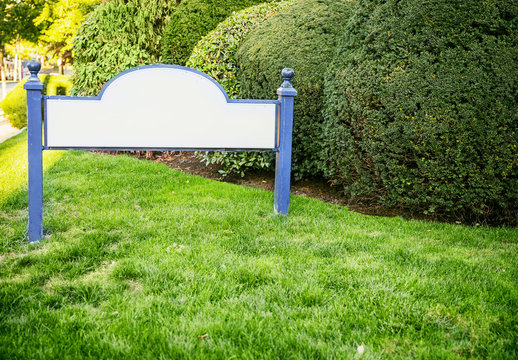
[281, 68, 295, 88]
[27, 61, 41, 81]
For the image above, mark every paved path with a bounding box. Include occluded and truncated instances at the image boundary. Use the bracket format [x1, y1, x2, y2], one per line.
[1, 82, 18, 101]
[0, 82, 23, 143]
[0, 109, 22, 144]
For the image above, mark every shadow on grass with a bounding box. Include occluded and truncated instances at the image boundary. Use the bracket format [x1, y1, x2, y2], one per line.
[0, 130, 65, 249]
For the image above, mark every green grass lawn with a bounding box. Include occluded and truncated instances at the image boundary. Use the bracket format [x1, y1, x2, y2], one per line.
[1, 131, 517, 359]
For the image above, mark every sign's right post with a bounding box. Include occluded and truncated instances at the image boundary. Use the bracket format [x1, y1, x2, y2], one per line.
[274, 68, 297, 215]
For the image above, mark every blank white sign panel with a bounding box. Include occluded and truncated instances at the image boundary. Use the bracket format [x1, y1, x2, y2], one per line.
[45, 67, 277, 149]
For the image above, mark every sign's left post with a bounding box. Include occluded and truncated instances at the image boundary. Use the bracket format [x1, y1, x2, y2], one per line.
[24, 61, 44, 242]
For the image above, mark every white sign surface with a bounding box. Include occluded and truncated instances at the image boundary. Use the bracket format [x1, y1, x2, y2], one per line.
[45, 66, 277, 149]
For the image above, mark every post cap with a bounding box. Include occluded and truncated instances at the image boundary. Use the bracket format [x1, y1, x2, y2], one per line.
[24, 61, 43, 90]
[277, 68, 297, 97]
[27, 61, 41, 76]
[281, 68, 295, 88]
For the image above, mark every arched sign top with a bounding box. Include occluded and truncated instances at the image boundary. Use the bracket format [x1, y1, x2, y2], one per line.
[95, 65, 239, 103]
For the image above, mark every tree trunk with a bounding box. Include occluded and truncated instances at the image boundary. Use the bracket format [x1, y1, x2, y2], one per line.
[14, 53, 18, 82]
[0, 50, 7, 100]
[18, 57, 23, 80]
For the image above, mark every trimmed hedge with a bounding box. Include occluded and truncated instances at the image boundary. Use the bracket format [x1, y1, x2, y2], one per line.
[187, 1, 291, 177]
[236, 0, 355, 180]
[161, 0, 272, 66]
[72, 0, 177, 96]
[0, 75, 72, 129]
[322, 0, 518, 223]
[187, 1, 289, 98]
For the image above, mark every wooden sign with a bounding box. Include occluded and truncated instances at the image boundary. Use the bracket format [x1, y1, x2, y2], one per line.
[25, 63, 297, 242]
[45, 67, 278, 149]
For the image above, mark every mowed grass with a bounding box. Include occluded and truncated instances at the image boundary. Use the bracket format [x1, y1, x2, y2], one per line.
[0, 130, 63, 203]
[0, 131, 517, 359]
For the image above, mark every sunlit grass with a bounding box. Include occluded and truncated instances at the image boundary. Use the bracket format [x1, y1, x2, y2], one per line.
[0, 131, 517, 359]
[0, 130, 63, 202]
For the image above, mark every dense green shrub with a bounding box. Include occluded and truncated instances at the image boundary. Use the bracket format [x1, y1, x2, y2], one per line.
[161, 0, 272, 66]
[72, 0, 178, 95]
[187, 1, 288, 98]
[236, 0, 355, 180]
[0, 75, 72, 129]
[187, 1, 291, 177]
[1, 82, 31, 129]
[322, 0, 518, 223]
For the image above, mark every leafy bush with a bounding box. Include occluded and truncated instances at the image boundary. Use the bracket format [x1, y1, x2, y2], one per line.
[186, 1, 291, 177]
[1, 75, 72, 129]
[72, 0, 178, 95]
[199, 151, 272, 178]
[1, 83, 29, 130]
[44, 75, 71, 96]
[236, 0, 355, 180]
[161, 0, 272, 66]
[322, 0, 518, 223]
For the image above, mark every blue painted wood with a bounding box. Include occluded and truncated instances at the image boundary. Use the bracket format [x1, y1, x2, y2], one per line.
[24, 61, 44, 242]
[274, 68, 297, 215]
[43, 99, 48, 147]
[43, 147, 280, 152]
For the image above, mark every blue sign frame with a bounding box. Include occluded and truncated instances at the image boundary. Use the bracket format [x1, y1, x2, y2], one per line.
[24, 62, 297, 242]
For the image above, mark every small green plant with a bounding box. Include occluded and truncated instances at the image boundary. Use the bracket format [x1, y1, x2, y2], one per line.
[0, 75, 72, 129]
[198, 150, 272, 177]
[187, 1, 291, 177]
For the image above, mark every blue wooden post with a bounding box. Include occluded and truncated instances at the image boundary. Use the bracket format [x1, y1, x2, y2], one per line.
[24, 61, 44, 242]
[274, 68, 297, 215]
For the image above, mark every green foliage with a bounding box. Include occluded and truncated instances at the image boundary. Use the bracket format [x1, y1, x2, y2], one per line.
[0, 0, 44, 47]
[72, 0, 177, 96]
[161, 0, 271, 66]
[44, 75, 72, 96]
[322, 0, 518, 223]
[0, 0, 43, 74]
[236, 0, 355, 180]
[0, 83, 27, 129]
[0, 75, 72, 129]
[34, 0, 100, 66]
[4, 40, 39, 60]
[187, 1, 291, 177]
[200, 151, 272, 178]
[187, 1, 288, 98]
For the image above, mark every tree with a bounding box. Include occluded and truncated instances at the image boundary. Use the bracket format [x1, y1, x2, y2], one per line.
[34, 0, 99, 75]
[73, 0, 178, 96]
[0, 0, 43, 94]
